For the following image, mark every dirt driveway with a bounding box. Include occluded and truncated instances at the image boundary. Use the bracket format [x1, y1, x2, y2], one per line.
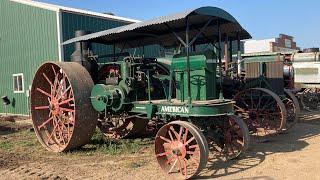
[0, 112, 320, 180]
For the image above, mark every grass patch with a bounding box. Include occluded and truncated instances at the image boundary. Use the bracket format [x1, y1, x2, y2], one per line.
[99, 139, 142, 155]
[0, 141, 13, 150]
[82, 129, 150, 155]
[19, 140, 36, 147]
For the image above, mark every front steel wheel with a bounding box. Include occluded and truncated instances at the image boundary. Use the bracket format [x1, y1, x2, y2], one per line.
[155, 121, 209, 179]
[31, 62, 97, 152]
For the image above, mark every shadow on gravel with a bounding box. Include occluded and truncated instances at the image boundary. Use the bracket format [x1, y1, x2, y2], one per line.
[198, 110, 320, 179]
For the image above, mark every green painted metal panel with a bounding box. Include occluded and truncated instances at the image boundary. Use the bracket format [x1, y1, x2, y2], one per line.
[243, 55, 284, 63]
[131, 100, 234, 119]
[0, 0, 59, 115]
[61, 12, 160, 61]
[172, 54, 217, 101]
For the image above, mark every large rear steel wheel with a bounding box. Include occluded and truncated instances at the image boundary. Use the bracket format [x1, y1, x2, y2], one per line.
[31, 62, 97, 152]
[155, 121, 209, 179]
[282, 89, 300, 131]
[234, 88, 287, 140]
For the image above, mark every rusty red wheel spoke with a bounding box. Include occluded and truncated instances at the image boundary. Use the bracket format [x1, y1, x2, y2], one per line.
[159, 135, 172, 143]
[186, 150, 196, 155]
[189, 144, 198, 149]
[51, 65, 57, 76]
[182, 158, 188, 177]
[53, 116, 68, 145]
[42, 73, 53, 87]
[58, 98, 74, 105]
[60, 85, 72, 100]
[45, 120, 59, 145]
[36, 88, 52, 98]
[35, 105, 49, 110]
[168, 130, 174, 141]
[60, 107, 75, 113]
[156, 151, 171, 157]
[51, 80, 58, 97]
[183, 128, 189, 144]
[55, 75, 66, 99]
[177, 158, 183, 175]
[38, 116, 54, 129]
[178, 126, 183, 141]
[184, 136, 195, 146]
[168, 158, 178, 174]
[169, 126, 180, 140]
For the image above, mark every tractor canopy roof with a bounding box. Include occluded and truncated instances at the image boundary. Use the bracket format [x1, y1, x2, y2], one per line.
[62, 6, 251, 48]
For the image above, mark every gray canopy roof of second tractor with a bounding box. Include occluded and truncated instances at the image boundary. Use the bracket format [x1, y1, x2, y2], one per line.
[62, 6, 251, 48]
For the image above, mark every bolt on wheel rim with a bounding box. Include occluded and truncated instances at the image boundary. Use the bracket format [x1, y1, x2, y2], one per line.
[155, 121, 208, 179]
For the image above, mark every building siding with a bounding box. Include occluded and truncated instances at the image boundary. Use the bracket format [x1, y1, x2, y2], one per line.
[0, 0, 59, 115]
[61, 12, 128, 61]
[61, 12, 161, 61]
[0, 1, 161, 115]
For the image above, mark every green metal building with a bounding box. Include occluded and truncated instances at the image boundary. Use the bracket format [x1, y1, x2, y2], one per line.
[0, 0, 142, 115]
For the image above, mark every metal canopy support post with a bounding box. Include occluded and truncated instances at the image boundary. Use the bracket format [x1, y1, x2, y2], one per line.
[229, 38, 233, 72]
[142, 46, 145, 58]
[113, 44, 116, 61]
[186, 16, 191, 103]
[217, 21, 224, 99]
[224, 34, 229, 71]
[229, 39, 233, 63]
[237, 32, 241, 75]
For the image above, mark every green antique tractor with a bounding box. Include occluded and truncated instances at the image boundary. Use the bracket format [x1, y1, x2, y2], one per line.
[228, 52, 300, 141]
[30, 7, 252, 179]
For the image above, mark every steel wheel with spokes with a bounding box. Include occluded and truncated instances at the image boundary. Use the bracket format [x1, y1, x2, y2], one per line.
[282, 89, 300, 131]
[31, 62, 97, 152]
[299, 88, 320, 111]
[98, 114, 149, 138]
[234, 88, 287, 140]
[155, 121, 209, 179]
[208, 115, 250, 160]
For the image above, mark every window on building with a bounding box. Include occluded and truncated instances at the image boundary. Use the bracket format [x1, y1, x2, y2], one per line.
[13, 73, 24, 93]
[285, 39, 292, 48]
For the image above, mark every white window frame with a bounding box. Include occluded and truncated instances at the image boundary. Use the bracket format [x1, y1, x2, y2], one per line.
[12, 73, 24, 93]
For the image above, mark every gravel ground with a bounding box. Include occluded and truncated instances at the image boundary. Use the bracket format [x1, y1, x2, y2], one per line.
[0, 111, 320, 180]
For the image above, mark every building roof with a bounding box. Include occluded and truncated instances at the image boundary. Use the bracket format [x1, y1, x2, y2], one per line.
[10, 0, 140, 23]
[63, 6, 251, 48]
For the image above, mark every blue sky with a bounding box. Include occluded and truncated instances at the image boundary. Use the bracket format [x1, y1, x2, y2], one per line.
[39, 0, 320, 49]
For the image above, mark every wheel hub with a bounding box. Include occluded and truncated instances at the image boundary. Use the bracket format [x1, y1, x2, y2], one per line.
[49, 98, 60, 115]
[170, 141, 186, 158]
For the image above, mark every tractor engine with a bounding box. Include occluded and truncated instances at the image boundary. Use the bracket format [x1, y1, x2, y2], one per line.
[90, 57, 169, 113]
